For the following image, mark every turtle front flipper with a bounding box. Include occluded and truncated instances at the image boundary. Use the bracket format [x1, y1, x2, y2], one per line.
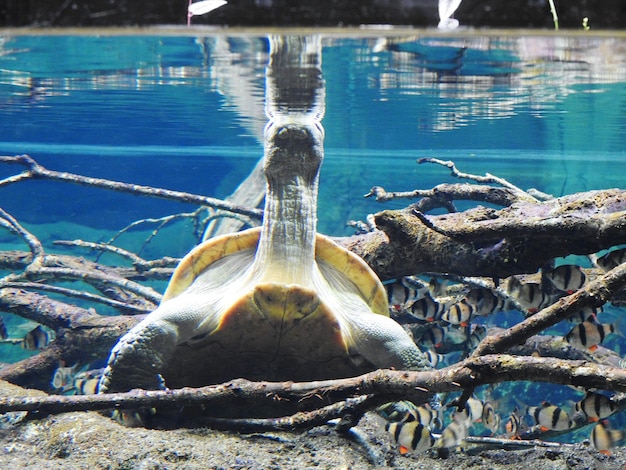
[99, 317, 177, 393]
[346, 309, 432, 372]
[99, 290, 224, 393]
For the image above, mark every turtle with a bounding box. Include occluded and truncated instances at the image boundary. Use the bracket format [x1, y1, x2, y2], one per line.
[98, 121, 430, 404]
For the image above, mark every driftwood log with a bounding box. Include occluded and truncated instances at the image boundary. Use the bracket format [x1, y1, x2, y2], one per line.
[342, 187, 626, 280]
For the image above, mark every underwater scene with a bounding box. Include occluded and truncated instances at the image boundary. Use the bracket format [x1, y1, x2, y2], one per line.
[1, 30, 626, 463]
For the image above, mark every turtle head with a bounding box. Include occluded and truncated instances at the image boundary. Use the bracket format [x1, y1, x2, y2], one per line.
[263, 120, 324, 187]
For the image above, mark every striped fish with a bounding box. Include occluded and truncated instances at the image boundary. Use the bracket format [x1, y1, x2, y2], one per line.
[385, 278, 430, 312]
[441, 299, 475, 327]
[505, 410, 523, 438]
[74, 377, 99, 395]
[575, 391, 616, 422]
[565, 319, 616, 351]
[466, 324, 488, 350]
[543, 264, 586, 294]
[452, 396, 484, 424]
[482, 400, 500, 435]
[424, 350, 446, 368]
[464, 287, 507, 316]
[526, 402, 571, 431]
[591, 420, 624, 454]
[419, 325, 446, 349]
[567, 305, 602, 323]
[505, 277, 550, 314]
[406, 294, 445, 322]
[597, 248, 626, 272]
[386, 420, 436, 454]
[22, 325, 55, 350]
[436, 420, 468, 448]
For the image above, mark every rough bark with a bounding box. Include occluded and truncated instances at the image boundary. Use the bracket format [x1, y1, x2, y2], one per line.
[340, 189, 626, 280]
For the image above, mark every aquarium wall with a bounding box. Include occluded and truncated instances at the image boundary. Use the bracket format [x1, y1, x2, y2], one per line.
[2, 0, 625, 29]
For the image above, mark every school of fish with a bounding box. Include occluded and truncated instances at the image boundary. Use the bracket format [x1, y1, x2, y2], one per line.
[2, 247, 626, 455]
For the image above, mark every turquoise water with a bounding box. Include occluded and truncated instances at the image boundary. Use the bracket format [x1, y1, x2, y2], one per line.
[1, 32, 625, 236]
[0, 30, 625, 443]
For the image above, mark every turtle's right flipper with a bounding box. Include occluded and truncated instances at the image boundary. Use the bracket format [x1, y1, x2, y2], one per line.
[99, 319, 177, 394]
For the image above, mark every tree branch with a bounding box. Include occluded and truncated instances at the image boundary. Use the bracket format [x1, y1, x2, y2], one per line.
[1, 355, 625, 429]
[340, 189, 626, 279]
[0, 154, 263, 220]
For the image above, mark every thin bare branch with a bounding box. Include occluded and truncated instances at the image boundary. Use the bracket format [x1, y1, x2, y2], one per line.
[417, 157, 537, 201]
[0, 155, 263, 220]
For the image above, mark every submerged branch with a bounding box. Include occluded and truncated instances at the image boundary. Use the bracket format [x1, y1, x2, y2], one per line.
[0, 155, 263, 220]
[341, 189, 626, 279]
[1, 355, 625, 426]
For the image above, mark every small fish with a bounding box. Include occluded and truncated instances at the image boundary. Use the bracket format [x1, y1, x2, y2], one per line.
[442, 299, 475, 327]
[405, 404, 443, 429]
[386, 420, 436, 454]
[526, 402, 571, 431]
[386, 280, 417, 312]
[543, 264, 586, 294]
[567, 305, 602, 323]
[402, 276, 431, 294]
[377, 400, 420, 423]
[406, 295, 445, 322]
[442, 324, 470, 345]
[565, 319, 616, 351]
[453, 396, 484, 424]
[424, 350, 446, 368]
[597, 248, 626, 272]
[591, 420, 624, 455]
[464, 288, 506, 316]
[482, 401, 500, 435]
[378, 400, 442, 429]
[436, 420, 468, 448]
[575, 391, 616, 422]
[505, 277, 550, 314]
[111, 409, 154, 428]
[74, 377, 100, 395]
[0, 317, 7, 340]
[505, 410, 522, 438]
[51, 363, 80, 392]
[22, 325, 55, 350]
[466, 324, 488, 350]
[419, 325, 446, 349]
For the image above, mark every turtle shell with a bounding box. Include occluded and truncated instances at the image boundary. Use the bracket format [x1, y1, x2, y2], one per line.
[159, 227, 390, 387]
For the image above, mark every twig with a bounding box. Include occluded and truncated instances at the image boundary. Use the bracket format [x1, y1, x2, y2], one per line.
[417, 157, 537, 201]
[0, 281, 151, 314]
[199, 396, 374, 432]
[8, 265, 162, 305]
[54, 240, 179, 273]
[0, 208, 45, 273]
[103, 210, 204, 259]
[0, 155, 263, 220]
[365, 183, 524, 207]
[55, 240, 152, 265]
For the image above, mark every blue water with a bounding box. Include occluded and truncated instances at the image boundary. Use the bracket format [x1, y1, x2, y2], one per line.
[1, 30, 626, 444]
[1, 33, 625, 236]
